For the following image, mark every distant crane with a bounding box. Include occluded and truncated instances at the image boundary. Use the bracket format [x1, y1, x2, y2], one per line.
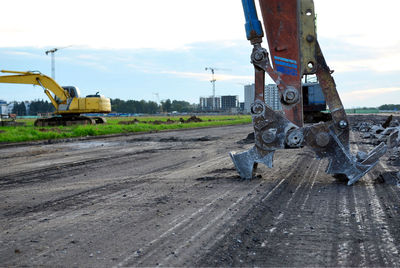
[205, 67, 217, 106]
[45, 45, 71, 79]
[153, 92, 160, 104]
[205, 67, 228, 110]
[153, 92, 162, 112]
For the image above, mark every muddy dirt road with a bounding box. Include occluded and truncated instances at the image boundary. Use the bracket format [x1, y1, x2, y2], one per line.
[1, 122, 400, 267]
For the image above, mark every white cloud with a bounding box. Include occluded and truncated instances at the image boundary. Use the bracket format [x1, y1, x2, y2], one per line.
[1, 0, 398, 52]
[329, 47, 400, 73]
[0, 0, 244, 49]
[1, 50, 40, 57]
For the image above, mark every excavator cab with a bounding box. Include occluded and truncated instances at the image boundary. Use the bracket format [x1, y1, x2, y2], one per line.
[62, 86, 81, 99]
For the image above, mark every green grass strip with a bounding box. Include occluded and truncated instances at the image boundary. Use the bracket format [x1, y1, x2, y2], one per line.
[0, 115, 251, 143]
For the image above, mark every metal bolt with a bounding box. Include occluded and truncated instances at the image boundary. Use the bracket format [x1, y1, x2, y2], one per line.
[254, 51, 264, 61]
[286, 129, 303, 147]
[339, 120, 348, 129]
[285, 91, 296, 101]
[316, 132, 330, 147]
[262, 129, 277, 144]
[282, 88, 299, 104]
[306, 35, 314, 42]
[251, 102, 264, 115]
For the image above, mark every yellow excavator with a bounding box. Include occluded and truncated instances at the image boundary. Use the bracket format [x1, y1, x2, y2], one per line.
[0, 70, 111, 126]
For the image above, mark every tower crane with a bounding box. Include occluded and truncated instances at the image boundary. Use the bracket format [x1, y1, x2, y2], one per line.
[45, 45, 72, 79]
[205, 67, 230, 110]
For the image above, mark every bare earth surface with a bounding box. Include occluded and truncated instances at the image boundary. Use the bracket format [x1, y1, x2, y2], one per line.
[1, 120, 400, 267]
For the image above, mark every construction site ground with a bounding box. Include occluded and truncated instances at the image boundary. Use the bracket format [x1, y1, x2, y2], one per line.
[1, 115, 400, 267]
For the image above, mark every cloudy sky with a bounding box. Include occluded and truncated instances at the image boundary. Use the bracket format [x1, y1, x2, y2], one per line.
[1, 0, 400, 108]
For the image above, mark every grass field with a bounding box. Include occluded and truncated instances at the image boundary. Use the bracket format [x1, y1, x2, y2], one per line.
[0, 115, 251, 143]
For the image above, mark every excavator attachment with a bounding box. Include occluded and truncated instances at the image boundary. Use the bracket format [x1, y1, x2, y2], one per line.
[232, 0, 387, 185]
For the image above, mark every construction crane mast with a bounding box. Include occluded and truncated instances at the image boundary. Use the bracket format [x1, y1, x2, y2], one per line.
[205, 67, 218, 110]
[45, 46, 71, 79]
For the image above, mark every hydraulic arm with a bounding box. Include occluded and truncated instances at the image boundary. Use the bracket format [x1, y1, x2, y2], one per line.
[231, 0, 387, 185]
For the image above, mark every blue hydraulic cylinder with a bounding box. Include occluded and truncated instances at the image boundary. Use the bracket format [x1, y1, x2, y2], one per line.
[241, 0, 264, 43]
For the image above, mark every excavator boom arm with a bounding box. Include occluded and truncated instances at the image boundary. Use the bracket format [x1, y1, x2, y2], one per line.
[0, 70, 69, 110]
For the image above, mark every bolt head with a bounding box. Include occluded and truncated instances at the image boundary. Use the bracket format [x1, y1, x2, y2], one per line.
[262, 129, 276, 144]
[253, 51, 264, 62]
[286, 130, 303, 147]
[282, 88, 299, 104]
[306, 35, 314, 42]
[286, 92, 295, 101]
[339, 120, 348, 129]
[251, 102, 264, 115]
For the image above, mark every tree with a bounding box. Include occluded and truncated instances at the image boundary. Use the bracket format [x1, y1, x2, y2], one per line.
[171, 100, 194, 112]
[29, 99, 55, 115]
[108, 98, 196, 114]
[161, 99, 172, 112]
[12, 101, 26, 116]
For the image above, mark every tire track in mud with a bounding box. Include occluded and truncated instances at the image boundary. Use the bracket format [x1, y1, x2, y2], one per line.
[119, 150, 307, 267]
[1, 146, 216, 220]
[347, 134, 400, 266]
[195, 131, 400, 267]
[1, 125, 255, 267]
[0, 146, 190, 188]
[195, 151, 324, 267]
[4, 159, 239, 265]
[2, 177, 155, 217]
[0, 134, 220, 185]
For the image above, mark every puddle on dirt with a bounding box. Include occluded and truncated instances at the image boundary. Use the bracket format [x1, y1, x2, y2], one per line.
[61, 141, 123, 150]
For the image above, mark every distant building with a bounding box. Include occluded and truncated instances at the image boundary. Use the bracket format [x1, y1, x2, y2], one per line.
[221, 95, 239, 110]
[244, 83, 282, 113]
[244, 84, 255, 113]
[265, 84, 282, 111]
[7, 103, 14, 114]
[239, 102, 245, 111]
[6, 102, 14, 114]
[0, 100, 7, 115]
[199, 96, 221, 111]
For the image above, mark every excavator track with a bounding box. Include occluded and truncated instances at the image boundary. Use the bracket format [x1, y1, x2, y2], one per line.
[34, 115, 97, 127]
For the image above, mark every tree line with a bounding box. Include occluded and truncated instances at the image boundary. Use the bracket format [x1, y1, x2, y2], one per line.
[110, 98, 196, 114]
[10, 99, 400, 116]
[12, 100, 54, 116]
[10, 99, 197, 116]
[378, 104, 400, 111]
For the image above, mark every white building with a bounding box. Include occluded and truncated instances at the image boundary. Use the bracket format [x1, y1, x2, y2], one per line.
[244, 84, 255, 113]
[265, 84, 282, 111]
[0, 100, 7, 115]
[244, 84, 282, 113]
[7, 103, 14, 114]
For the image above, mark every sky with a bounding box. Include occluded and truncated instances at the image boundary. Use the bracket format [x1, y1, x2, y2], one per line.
[1, 0, 400, 108]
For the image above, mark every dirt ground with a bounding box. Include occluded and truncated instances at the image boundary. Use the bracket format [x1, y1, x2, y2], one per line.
[1, 116, 400, 267]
